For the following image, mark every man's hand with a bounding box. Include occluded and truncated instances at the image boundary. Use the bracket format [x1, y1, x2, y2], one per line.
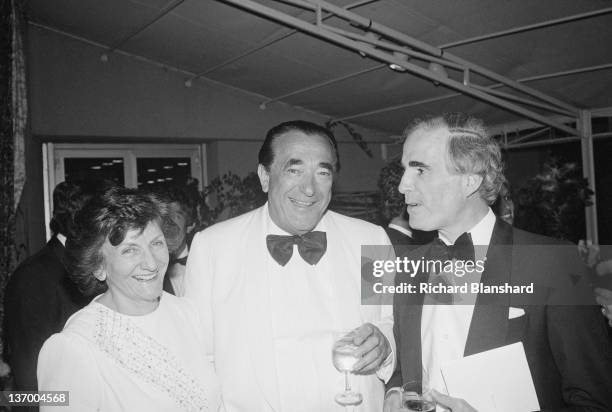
[578, 240, 600, 268]
[382, 388, 402, 412]
[350, 323, 391, 375]
[595, 286, 612, 327]
[593, 258, 612, 327]
[431, 389, 478, 412]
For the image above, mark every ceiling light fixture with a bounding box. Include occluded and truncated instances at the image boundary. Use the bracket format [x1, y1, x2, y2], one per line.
[389, 51, 409, 72]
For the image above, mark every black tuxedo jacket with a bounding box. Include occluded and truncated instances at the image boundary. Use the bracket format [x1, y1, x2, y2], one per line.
[4, 237, 90, 396]
[384, 225, 435, 257]
[392, 220, 612, 411]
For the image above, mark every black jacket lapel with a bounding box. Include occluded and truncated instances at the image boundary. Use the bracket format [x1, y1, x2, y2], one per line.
[465, 219, 513, 356]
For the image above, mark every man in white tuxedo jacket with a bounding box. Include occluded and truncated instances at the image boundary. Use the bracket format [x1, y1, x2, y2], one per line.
[185, 120, 395, 412]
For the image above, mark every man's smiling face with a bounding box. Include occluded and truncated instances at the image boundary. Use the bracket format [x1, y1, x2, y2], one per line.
[258, 130, 335, 235]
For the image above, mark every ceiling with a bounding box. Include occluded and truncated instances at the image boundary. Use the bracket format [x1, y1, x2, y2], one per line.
[25, 0, 612, 137]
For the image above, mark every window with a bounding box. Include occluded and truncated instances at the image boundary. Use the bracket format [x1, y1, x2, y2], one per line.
[43, 143, 206, 239]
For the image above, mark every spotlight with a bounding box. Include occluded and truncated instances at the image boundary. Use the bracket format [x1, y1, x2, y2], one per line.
[389, 51, 409, 72]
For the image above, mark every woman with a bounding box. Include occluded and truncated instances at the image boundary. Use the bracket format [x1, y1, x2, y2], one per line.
[37, 187, 223, 411]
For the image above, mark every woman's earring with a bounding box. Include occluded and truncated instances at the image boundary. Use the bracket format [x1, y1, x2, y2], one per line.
[94, 269, 107, 282]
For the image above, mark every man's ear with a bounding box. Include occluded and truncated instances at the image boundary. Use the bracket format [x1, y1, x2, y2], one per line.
[463, 173, 483, 198]
[257, 164, 270, 193]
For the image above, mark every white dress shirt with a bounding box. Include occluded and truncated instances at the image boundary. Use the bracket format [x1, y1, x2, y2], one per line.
[387, 223, 413, 238]
[168, 245, 189, 296]
[267, 214, 393, 412]
[421, 208, 495, 411]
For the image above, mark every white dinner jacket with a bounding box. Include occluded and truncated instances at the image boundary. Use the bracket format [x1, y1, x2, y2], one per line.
[185, 203, 395, 412]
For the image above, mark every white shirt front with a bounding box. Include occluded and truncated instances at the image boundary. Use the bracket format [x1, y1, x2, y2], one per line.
[421, 208, 496, 410]
[266, 215, 392, 412]
[168, 245, 189, 296]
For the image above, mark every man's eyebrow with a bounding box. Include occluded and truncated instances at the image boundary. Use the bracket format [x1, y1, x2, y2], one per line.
[408, 160, 430, 169]
[284, 158, 304, 168]
[319, 162, 334, 171]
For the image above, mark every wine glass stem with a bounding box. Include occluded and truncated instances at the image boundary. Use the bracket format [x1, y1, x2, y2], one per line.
[344, 371, 351, 392]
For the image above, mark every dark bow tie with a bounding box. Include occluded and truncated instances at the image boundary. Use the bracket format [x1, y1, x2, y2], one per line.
[170, 256, 188, 266]
[266, 231, 327, 266]
[431, 232, 475, 262]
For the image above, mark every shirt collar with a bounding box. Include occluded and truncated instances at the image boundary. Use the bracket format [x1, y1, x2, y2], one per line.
[388, 223, 413, 238]
[56, 233, 67, 246]
[439, 207, 496, 247]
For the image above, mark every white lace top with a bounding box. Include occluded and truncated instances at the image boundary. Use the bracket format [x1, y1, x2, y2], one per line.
[38, 292, 223, 412]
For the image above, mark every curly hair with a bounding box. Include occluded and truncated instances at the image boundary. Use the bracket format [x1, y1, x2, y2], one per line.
[404, 112, 505, 204]
[65, 186, 170, 296]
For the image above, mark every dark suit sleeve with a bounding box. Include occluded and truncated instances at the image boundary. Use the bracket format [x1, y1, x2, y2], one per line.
[545, 304, 612, 412]
[387, 301, 403, 390]
[5, 262, 64, 392]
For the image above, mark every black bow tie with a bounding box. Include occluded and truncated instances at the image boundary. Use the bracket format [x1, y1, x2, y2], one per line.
[170, 256, 188, 266]
[266, 231, 327, 266]
[431, 232, 475, 262]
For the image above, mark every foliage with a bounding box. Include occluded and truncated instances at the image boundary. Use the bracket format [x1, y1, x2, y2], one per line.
[196, 172, 267, 229]
[376, 158, 404, 223]
[325, 119, 373, 158]
[514, 157, 593, 243]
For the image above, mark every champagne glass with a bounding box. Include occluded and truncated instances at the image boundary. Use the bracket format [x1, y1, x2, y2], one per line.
[401, 392, 435, 412]
[386, 381, 435, 412]
[331, 330, 363, 406]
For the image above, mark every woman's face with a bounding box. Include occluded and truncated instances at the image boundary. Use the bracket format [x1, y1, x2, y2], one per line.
[98, 220, 169, 313]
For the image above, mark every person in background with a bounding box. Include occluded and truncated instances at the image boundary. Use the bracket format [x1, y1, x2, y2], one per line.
[492, 181, 514, 225]
[4, 181, 93, 403]
[387, 113, 612, 411]
[37, 186, 223, 411]
[185, 120, 395, 411]
[150, 184, 198, 296]
[577, 240, 612, 327]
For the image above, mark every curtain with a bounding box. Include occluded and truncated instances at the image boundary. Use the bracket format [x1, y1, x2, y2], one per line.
[0, 0, 27, 385]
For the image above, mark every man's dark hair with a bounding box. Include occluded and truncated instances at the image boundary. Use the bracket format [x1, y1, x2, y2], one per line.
[149, 183, 197, 228]
[50, 180, 119, 239]
[258, 120, 341, 172]
[49, 182, 90, 239]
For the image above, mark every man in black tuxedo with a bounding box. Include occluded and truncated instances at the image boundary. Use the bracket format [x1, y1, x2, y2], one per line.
[386, 113, 612, 411]
[152, 184, 198, 296]
[4, 182, 92, 400]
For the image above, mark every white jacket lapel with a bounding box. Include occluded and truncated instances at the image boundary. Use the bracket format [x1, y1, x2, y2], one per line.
[244, 204, 281, 411]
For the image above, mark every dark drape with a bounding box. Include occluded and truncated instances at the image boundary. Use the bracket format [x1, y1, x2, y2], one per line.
[1, 0, 28, 388]
[0, 0, 15, 291]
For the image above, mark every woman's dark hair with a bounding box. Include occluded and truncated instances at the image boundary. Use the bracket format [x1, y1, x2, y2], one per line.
[65, 186, 170, 296]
